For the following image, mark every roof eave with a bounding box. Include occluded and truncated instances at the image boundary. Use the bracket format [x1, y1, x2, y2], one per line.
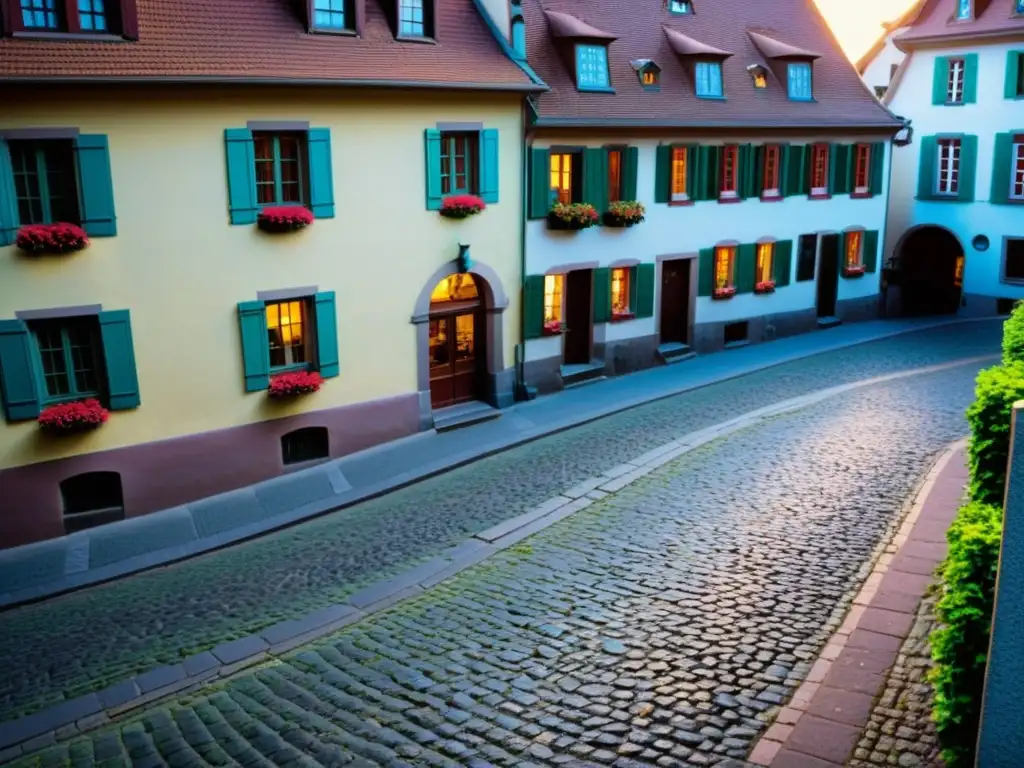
[894, 27, 1024, 51]
[532, 116, 906, 131]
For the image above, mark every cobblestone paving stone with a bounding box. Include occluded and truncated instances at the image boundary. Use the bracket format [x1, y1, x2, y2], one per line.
[849, 592, 944, 768]
[12, 360, 983, 767]
[0, 322, 1000, 724]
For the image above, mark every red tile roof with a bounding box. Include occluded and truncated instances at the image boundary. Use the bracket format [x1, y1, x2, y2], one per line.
[0, 0, 539, 90]
[524, 0, 903, 129]
[664, 28, 732, 59]
[544, 11, 616, 41]
[747, 30, 820, 60]
[894, 0, 1024, 46]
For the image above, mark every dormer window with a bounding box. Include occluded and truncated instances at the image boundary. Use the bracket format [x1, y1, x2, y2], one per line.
[787, 62, 813, 100]
[398, 0, 433, 37]
[7, 0, 137, 37]
[631, 59, 662, 90]
[312, 0, 352, 31]
[511, 7, 526, 58]
[955, 0, 971, 20]
[1016, 0, 1024, 15]
[695, 61, 724, 98]
[668, 0, 692, 14]
[748, 64, 768, 89]
[576, 44, 611, 91]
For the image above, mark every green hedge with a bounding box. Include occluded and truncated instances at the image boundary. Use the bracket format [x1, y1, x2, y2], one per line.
[929, 501, 1003, 768]
[966, 362, 1024, 506]
[1002, 301, 1024, 364]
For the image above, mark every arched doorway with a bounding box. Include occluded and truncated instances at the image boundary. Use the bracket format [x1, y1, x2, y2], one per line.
[427, 273, 485, 409]
[896, 226, 964, 316]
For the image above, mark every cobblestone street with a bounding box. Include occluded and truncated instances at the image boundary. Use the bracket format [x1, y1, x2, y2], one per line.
[9, 348, 987, 766]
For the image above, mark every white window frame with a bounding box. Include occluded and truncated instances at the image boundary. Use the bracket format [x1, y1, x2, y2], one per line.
[763, 144, 781, 198]
[935, 138, 961, 197]
[853, 144, 871, 195]
[947, 58, 965, 104]
[810, 144, 829, 196]
[1011, 140, 1024, 201]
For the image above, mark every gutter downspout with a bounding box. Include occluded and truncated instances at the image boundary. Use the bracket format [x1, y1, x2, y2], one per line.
[515, 99, 536, 401]
[879, 127, 901, 319]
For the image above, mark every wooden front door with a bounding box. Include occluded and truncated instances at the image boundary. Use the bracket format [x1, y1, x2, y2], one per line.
[817, 234, 840, 318]
[659, 259, 691, 344]
[429, 311, 482, 408]
[564, 269, 593, 365]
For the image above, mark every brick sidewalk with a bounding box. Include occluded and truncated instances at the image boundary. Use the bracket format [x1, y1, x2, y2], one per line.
[748, 444, 967, 767]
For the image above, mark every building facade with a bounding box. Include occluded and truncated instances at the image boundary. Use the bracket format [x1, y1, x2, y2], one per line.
[518, 0, 903, 393]
[856, 3, 925, 100]
[883, 0, 1024, 317]
[0, 0, 540, 546]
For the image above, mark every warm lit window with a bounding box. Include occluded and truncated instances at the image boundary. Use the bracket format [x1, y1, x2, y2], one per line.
[720, 145, 739, 197]
[714, 247, 735, 290]
[936, 138, 961, 196]
[611, 268, 631, 315]
[845, 231, 863, 268]
[947, 58, 965, 104]
[954, 255, 965, 287]
[750, 66, 768, 89]
[756, 243, 774, 284]
[1011, 137, 1024, 201]
[576, 44, 611, 90]
[440, 132, 477, 195]
[9, 139, 81, 226]
[543, 275, 564, 324]
[762, 144, 781, 198]
[550, 152, 578, 205]
[695, 61, 724, 98]
[670, 147, 688, 201]
[608, 148, 623, 203]
[642, 70, 658, 86]
[266, 299, 311, 370]
[810, 144, 829, 195]
[955, 0, 971, 20]
[853, 144, 871, 194]
[30, 317, 103, 404]
[787, 62, 813, 100]
[399, 0, 428, 36]
[253, 133, 308, 206]
[313, 0, 348, 30]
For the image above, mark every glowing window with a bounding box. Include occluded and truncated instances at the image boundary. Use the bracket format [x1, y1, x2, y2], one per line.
[543, 275, 564, 324]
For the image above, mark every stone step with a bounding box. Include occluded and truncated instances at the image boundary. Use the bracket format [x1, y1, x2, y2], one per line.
[433, 402, 501, 432]
[560, 361, 606, 389]
[817, 316, 842, 330]
[657, 342, 697, 365]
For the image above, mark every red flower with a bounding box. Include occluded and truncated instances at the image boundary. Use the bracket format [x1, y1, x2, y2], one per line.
[38, 399, 109, 433]
[754, 280, 777, 294]
[543, 320, 564, 335]
[440, 195, 487, 219]
[268, 371, 323, 398]
[16, 223, 90, 255]
[843, 265, 866, 277]
[257, 206, 314, 233]
[712, 286, 737, 300]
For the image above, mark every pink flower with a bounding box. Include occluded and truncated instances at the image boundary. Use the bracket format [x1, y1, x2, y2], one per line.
[268, 371, 323, 398]
[38, 399, 108, 433]
[16, 223, 89, 255]
[257, 206, 314, 233]
[440, 195, 486, 219]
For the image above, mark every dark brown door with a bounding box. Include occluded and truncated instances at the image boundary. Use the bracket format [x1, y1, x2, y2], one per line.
[817, 234, 840, 318]
[659, 259, 691, 344]
[564, 269, 593, 365]
[429, 311, 482, 408]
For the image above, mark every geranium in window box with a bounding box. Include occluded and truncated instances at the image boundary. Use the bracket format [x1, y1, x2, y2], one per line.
[38, 399, 108, 434]
[547, 203, 599, 231]
[257, 206, 315, 233]
[16, 223, 90, 255]
[754, 280, 777, 295]
[611, 311, 635, 322]
[842, 265, 866, 278]
[602, 201, 646, 228]
[542, 320, 565, 336]
[712, 286, 737, 300]
[268, 371, 323, 398]
[439, 195, 486, 219]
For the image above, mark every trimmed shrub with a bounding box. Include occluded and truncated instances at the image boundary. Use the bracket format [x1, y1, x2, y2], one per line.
[966, 362, 1024, 506]
[1001, 300, 1024, 364]
[929, 501, 1003, 768]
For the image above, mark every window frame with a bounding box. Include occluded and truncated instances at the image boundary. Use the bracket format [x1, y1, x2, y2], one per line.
[762, 144, 781, 200]
[852, 144, 872, 197]
[713, 246, 736, 291]
[695, 60, 724, 99]
[252, 131, 310, 208]
[9, 137, 82, 227]
[610, 266, 633, 317]
[396, 0, 433, 39]
[946, 57, 965, 104]
[439, 131, 479, 196]
[549, 149, 583, 205]
[809, 143, 830, 197]
[668, 0, 691, 14]
[669, 146, 689, 203]
[935, 137, 962, 197]
[574, 43, 613, 92]
[640, 68, 659, 90]
[606, 146, 624, 203]
[844, 230, 864, 268]
[309, 0, 356, 34]
[1003, 237, 1024, 285]
[543, 274, 565, 326]
[719, 144, 740, 200]
[28, 316, 105, 406]
[265, 297, 316, 373]
[786, 62, 813, 101]
[4, 0, 135, 38]
[1010, 135, 1024, 201]
[756, 242, 775, 285]
[954, 0, 972, 21]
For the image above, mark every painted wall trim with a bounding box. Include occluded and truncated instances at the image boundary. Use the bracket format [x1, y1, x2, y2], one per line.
[436, 122, 485, 131]
[411, 259, 509, 320]
[755, 236, 778, 244]
[15, 304, 103, 320]
[0, 127, 79, 139]
[0, 76, 547, 93]
[545, 261, 599, 274]
[656, 252, 698, 262]
[256, 286, 318, 302]
[247, 120, 311, 131]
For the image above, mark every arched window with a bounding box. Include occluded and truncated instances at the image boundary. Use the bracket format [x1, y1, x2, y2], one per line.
[60, 472, 125, 534]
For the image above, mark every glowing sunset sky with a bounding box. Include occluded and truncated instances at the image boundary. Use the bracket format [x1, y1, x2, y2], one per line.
[815, 0, 920, 62]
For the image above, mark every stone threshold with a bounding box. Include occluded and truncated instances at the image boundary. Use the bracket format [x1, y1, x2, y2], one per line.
[747, 440, 969, 767]
[0, 361, 987, 761]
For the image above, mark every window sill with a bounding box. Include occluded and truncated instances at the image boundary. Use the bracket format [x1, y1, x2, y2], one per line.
[310, 27, 359, 37]
[917, 194, 965, 202]
[941, 101, 966, 106]
[851, 190, 873, 199]
[711, 288, 736, 301]
[718, 194, 742, 204]
[12, 30, 129, 42]
[577, 85, 616, 94]
[270, 363, 314, 375]
[809, 191, 831, 200]
[788, 96, 816, 103]
[396, 34, 437, 45]
[760, 192, 783, 202]
[994, 198, 1024, 205]
[668, 198, 693, 207]
[610, 312, 635, 323]
[696, 94, 726, 100]
[42, 393, 102, 407]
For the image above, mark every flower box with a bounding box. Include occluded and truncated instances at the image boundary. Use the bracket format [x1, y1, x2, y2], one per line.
[611, 311, 635, 322]
[712, 287, 737, 300]
[257, 206, 314, 233]
[842, 265, 866, 278]
[440, 195, 486, 219]
[38, 399, 108, 434]
[602, 201, 646, 228]
[16, 223, 89, 255]
[547, 203, 598, 231]
[542, 321, 565, 336]
[268, 371, 323, 398]
[754, 280, 777, 295]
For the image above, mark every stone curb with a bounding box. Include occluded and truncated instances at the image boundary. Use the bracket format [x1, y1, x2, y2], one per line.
[745, 439, 969, 767]
[0, 356, 992, 759]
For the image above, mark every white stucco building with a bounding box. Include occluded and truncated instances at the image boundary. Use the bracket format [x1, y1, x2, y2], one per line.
[856, 4, 924, 100]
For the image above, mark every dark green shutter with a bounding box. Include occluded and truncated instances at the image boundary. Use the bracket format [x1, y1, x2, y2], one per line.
[686, 144, 700, 199]
[869, 142, 885, 196]
[697, 145, 719, 201]
[0, 319, 41, 421]
[622, 146, 639, 201]
[479, 129, 499, 204]
[315, 291, 340, 378]
[0, 139, 17, 246]
[98, 310, 140, 410]
[528, 148, 551, 219]
[784, 144, 807, 197]
[424, 129, 443, 211]
[958, 134, 978, 202]
[1006, 52, 1023, 99]
[307, 128, 335, 219]
[737, 144, 754, 199]
[863, 230, 880, 273]
[735, 244, 756, 294]
[654, 145, 670, 203]
[237, 300, 270, 392]
[991, 132, 1014, 204]
[225, 128, 258, 225]
[830, 144, 851, 195]
[629, 266, 639, 311]
[932, 57, 948, 104]
[917, 136, 937, 200]
[697, 248, 715, 296]
[774, 240, 793, 287]
[634, 263, 655, 318]
[963, 53, 979, 104]
[75, 135, 117, 237]
[753, 145, 765, 197]
[523, 275, 545, 339]
[583, 148, 609, 213]
[592, 267, 611, 323]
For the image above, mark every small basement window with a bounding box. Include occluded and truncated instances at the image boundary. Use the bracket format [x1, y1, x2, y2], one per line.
[1005, 238, 1024, 283]
[281, 426, 330, 465]
[724, 321, 749, 346]
[60, 472, 125, 535]
[997, 298, 1018, 316]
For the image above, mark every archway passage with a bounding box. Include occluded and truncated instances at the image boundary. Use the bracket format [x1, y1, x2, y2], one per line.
[897, 226, 964, 316]
[427, 273, 486, 409]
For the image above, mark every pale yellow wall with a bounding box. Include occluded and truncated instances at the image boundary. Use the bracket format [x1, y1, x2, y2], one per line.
[0, 87, 524, 470]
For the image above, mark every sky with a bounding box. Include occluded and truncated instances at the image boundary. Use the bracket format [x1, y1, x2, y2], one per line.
[815, 0, 920, 62]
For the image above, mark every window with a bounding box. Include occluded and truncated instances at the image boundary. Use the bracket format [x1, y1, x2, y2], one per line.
[714, 246, 735, 290]
[640, 68, 659, 89]
[20, 0, 60, 29]
[955, 0, 971, 20]
[611, 268, 631, 315]
[1017, 0, 1024, 14]
[874, 85, 888, 99]
[762, 144, 781, 198]
[810, 144, 829, 195]
[936, 138, 961, 196]
[668, 0, 691, 13]
[266, 299, 312, 370]
[253, 133, 307, 207]
[724, 321, 748, 345]
[787, 62, 813, 100]
[1005, 239, 1024, 282]
[695, 61, 724, 98]
[9, 139, 80, 226]
[670, 147, 688, 202]
[748, 65, 768, 89]
[845, 231, 863, 268]
[61, 472, 125, 535]
[550, 152, 581, 204]
[12, 0, 129, 34]
[543, 275, 564, 324]
[756, 243, 774, 284]
[947, 58, 965, 103]
[576, 44, 611, 90]
[399, 0, 429, 37]
[853, 144, 871, 194]
[281, 427, 330, 465]
[607, 148, 623, 203]
[312, 0, 348, 30]
[440, 132, 477, 195]
[1017, 54, 1024, 96]
[1012, 137, 1024, 201]
[720, 145, 739, 198]
[796, 233, 817, 282]
[29, 317, 103, 404]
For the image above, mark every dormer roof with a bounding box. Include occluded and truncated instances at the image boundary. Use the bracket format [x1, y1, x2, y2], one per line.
[746, 30, 820, 60]
[664, 27, 733, 58]
[544, 11, 617, 40]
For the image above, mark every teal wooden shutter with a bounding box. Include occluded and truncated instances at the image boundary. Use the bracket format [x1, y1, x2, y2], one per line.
[315, 291, 339, 378]
[479, 129, 500, 204]
[963, 53, 979, 104]
[991, 133, 1013, 204]
[737, 144, 753, 199]
[654, 145, 670, 203]
[0, 319, 41, 421]
[869, 142, 885, 196]
[523, 275, 545, 339]
[224, 128, 258, 225]
[829, 144, 850, 195]
[75, 135, 117, 237]
[863, 230, 880, 273]
[424, 129, 443, 211]
[784, 145, 807, 196]
[685, 144, 700, 199]
[237, 301, 270, 392]
[958, 134, 978, 202]
[1006, 52, 1023, 99]
[98, 310, 141, 410]
[735, 244, 756, 294]
[592, 267, 611, 323]
[0, 138, 17, 246]
[528, 148, 551, 219]
[753, 145, 765, 196]
[917, 136, 937, 200]
[634, 263, 655, 318]
[774, 240, 793, 287]
[583, 148, 609, 213]
[622, 146, 639, 201]
[703, 146, 720, 200]
[697, 248, 715, 296]
[932, 57, 948, 104]
[307, 128, 335, 219]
